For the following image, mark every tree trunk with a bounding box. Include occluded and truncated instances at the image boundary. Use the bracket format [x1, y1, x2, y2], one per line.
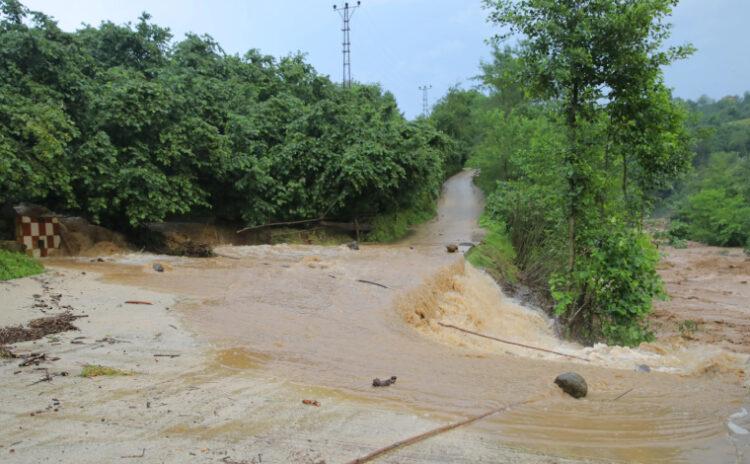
[566, 84, 580, 273]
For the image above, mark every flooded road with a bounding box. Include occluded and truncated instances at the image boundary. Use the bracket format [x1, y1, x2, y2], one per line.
[47, 170, 750, 463]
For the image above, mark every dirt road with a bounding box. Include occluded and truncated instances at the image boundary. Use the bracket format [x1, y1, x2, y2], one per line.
[2, 170, 749, 463]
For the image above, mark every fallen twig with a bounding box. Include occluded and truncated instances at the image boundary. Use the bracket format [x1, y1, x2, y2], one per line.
[345, 396, 543, 464]
[356, 279, 389, 289]
[28, 368, 52, 386]
[237, 199, 339, 234]
[121, 448, 145, 459]
[124, 301, 153, 305]
[437, 322, 590, 362]
[612, 388, 634, 402]
[19, 353, 46, 367]
[215, 253, 242, 260]
[153, 354, 180, 358]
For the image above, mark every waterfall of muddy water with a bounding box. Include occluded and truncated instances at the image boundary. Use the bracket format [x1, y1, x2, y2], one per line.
[47, 170, 750, 463]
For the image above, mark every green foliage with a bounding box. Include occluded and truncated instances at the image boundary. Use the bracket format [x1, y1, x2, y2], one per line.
[0, 250, 44, 281]
[0, 1, 458, 231]
[549, 222, 663, 347]
[474, 0, 692, 345]
[678, 189, 750, 246]
[367, 190, 437, 242]
[674, 152, 750, 246]
[681, 94, 750, 161]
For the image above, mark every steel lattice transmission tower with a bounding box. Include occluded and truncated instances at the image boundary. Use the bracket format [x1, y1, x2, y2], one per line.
[419, 84, 433, 117]
[333, 2, 361, 88]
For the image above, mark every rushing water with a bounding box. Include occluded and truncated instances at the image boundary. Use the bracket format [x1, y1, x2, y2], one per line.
[51, 170, 750, 462]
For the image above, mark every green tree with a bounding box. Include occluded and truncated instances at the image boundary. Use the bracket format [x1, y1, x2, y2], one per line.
[483, 0, 693, 344]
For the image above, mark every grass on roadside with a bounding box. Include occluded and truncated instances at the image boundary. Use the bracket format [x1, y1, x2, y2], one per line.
[0, 250, 44, 281]
[80, 364, 132, 378]
[465, 216, 519, 284]
[367, 207, 436, 243]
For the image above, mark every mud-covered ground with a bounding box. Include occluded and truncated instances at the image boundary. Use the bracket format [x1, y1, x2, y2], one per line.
[1, 172, 749, 464]
[652, 244, 750, 353]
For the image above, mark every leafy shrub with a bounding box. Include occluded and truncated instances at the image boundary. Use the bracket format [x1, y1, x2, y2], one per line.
[667, 220, 690, 240]
[550, 222, 664, 347]
[670, 237, 688, 249]
[677, 188, 750, 246]
[0, 250, 44, 281]
[674, 152, 750, 247]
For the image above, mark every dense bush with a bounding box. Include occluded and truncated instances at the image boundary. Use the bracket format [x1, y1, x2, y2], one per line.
[0, 0, 457, 234]
[549, 222, 663, 346]
[440, 1, 692, 346]
[672, 151, 750, 247]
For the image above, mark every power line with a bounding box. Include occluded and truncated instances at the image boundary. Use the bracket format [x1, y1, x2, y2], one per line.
[419, 84, 432, 117]
[333, 1, 361, 88]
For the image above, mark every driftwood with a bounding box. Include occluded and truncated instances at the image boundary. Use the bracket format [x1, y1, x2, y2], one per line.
[612, 388, 634, 401]
[121, 448, 145, 459]
[237, 219, 373, 235]
[437, 322, 590, 362]
[320, 221, 373, 233]
[237, 200, 341, 234]
[236, 216, 324, 234]
[345, 396, 542, 464]
[357, 279, 389, 289]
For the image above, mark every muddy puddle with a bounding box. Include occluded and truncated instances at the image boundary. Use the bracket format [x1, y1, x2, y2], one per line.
[45, 170, 750, 463]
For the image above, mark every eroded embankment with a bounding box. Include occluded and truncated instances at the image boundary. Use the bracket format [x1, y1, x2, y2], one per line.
[396, 259, 750, 378]
[392, 259, 750, 462]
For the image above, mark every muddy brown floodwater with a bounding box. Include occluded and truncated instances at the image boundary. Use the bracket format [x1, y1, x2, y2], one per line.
[47, 170, 750, 463]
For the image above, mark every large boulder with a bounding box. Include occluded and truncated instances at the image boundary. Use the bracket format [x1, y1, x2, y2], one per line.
[58, 217, 129, 256]
[554, 372, 588, 399]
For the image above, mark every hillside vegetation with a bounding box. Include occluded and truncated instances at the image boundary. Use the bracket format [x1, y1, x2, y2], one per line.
[669, 95, 750, 249]
[435, 0, 695, 346]
[0, 0, 459, 237]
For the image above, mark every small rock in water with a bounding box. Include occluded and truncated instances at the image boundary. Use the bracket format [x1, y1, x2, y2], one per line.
[153, 263, 165, 273]
[636, 364, 651, 373]
[554, 372, 588, 398]
[446, 244, 458, 253]
[347, 241, 360, 251]
[372, 376, 397, 387]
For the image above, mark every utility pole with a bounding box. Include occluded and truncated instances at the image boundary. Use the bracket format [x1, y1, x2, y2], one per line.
[419, 84, 432, 117]
[333, 2, 361, 88]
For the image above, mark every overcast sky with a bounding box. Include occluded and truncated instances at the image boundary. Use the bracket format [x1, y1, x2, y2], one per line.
[22, 0, 750, 119]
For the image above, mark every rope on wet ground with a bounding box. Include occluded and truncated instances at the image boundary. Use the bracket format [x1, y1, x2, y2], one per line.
[437, 322, 591, 362]
[344, 395, 548, 464]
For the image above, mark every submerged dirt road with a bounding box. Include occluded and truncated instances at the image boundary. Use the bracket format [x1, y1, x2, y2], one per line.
[2, 170, 750, 463]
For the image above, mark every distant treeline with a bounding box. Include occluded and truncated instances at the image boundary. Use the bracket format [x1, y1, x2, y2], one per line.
[0, 0, 460, 231]
[668, 94, 750, 248]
